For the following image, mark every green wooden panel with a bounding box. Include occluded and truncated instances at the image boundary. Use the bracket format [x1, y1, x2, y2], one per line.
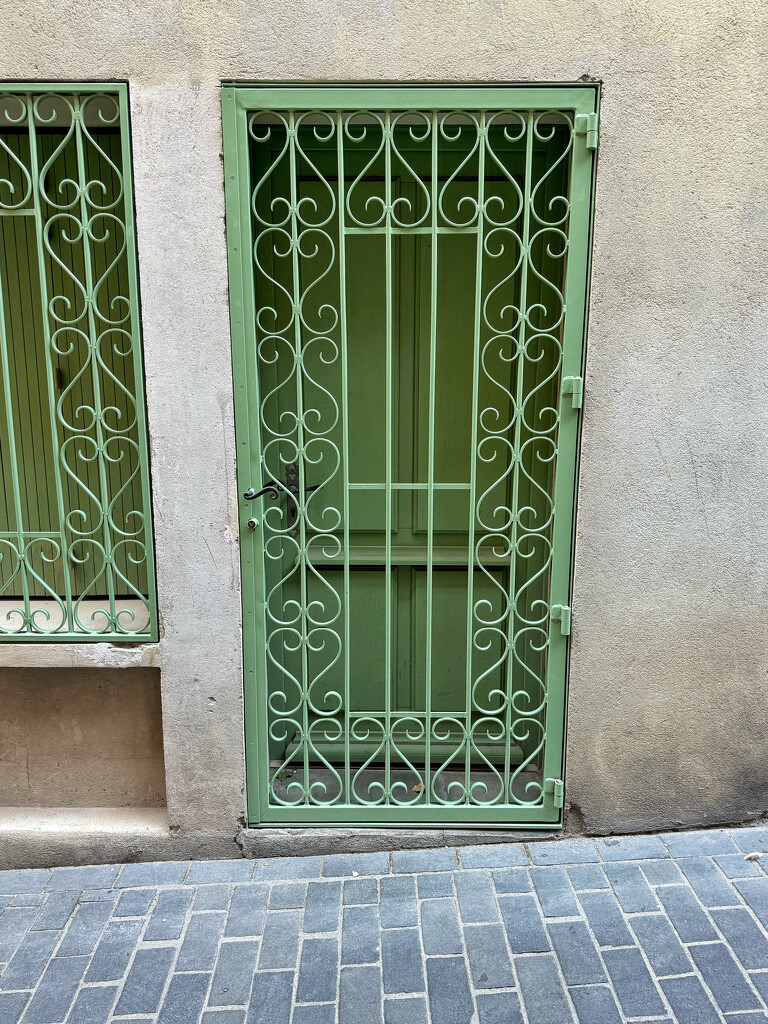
[224, 87, 599, 826]
[0, 87, 157, 639]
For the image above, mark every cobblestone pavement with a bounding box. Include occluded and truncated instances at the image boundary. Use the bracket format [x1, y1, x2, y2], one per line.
[4, 828, 768, 1023]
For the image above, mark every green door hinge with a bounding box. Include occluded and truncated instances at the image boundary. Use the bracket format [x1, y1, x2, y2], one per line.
[550, 603, 571, 635]
[545, 777, 565, 808]
[575, 112, 599, 151]
[561, 375, 583, 409]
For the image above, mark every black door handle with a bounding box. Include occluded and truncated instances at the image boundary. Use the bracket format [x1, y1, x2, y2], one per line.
[243, 483, 280, 501]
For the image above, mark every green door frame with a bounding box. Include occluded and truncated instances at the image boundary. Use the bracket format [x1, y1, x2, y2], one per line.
[222, 84, 599, 827]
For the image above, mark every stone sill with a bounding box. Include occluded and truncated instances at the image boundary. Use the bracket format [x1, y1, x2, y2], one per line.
[0, 642, 161, 670]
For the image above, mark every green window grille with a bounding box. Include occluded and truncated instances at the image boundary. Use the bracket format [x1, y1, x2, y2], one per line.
[0, 84, 157, 640]
[225, 85, 598, 826]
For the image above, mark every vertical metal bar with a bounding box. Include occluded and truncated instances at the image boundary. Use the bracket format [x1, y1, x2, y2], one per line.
[384, 112, 393, 802]
[287, 113, 310, 804]
[336, 113, 351, 803]
[504, 111, 534, 798]
[27, 97, 74, 632]
[72, 94, 117, 628]
[0, 218, 32, 625]
[424, 112, 438, 804]
[465, 112, 486, 802]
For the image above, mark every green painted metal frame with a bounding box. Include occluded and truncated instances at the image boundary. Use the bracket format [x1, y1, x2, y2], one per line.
[0, 83, 158, 641]
[223, 83, 599, 827]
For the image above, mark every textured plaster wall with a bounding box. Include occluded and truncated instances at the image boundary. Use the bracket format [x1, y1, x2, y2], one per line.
[1, 0, 767, 845]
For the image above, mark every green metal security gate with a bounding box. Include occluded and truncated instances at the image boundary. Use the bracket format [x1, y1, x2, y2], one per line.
[223, 85, 598, 826]
[0, 85, 156, 640]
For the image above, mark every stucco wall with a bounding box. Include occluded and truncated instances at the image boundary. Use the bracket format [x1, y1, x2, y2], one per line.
[1, 0, 767, 853]
[0, 668, 165, 807]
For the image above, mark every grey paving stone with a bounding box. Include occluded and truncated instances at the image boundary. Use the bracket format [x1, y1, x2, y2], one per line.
[656, 884, 718, 942]
[454, 870, 499, 923]
[268, 882, 307, 909]
[417, 872, 454, 898]
[246, 971, 293, 1024]
[0, 870, 51, 895]
[9, 893, 46, 907]
[530, 866, 579, 917]
[577, 890, 634, 947]
[492, 868, 531, 894]
[499, 893, 550, 953]
[567, 864, 608, 891]
[21, 955, 89, 1024]
[57, 899, 115, 956]
[0, 992, 29, 1024]
[662, 829, 737, 858]
[380, 875, 418, 928]
[253, 856, 322, 881]
[716, 854, 763, 879]
[728, 828, 768, 854]
[202, 1012, 246, 1024]
[516, 952, 575, 1024]
[46, 864, 120, 891]
[678, 856, 739, 907]
[85, 918, 145, 982]
[157, 971, 211, 1024]
[475, 991, 524, 1024]
[194, 884, 233, 911]
[175, 911, 226, 971]
[661, 975, 721, 1024]
[381, 928, 425, 994]
[144, 887, 193, 940]
[464, 923, 514, 988]
[339, 965, 382, 1024]
[296, 936, 339, 1003]
[114, 861, 190, 888]
[750, 971, 768, 1003]
[569, 985, 622, 1024]
[0, 928, 58, 991]
[689, 942, 761, 1013]
[323, 852, 389, 876]
[421, 898, 463, 954]
[713, 907, 768, 969]
[629, 912, 691, 976]
[595, 834, 669, 861]
[602, 947, 666, 1018]
[343, 878, 378, 905]
[384, 995, 429, 1024]
[725, 1015, 768, 1024]
[115, 946, 177, 1015]
[293, 1004, 336, 1024]
[528, 840, 599, 866]
[736, 878, 768, 929]
[0, 907, 39, 960]
[0, 895, 11, 910]
[392, 848, 458, 873]
[304, 880, 342, 932]
[341, 904, 380, 964]
[114, 888, 156, 917]
[640, 859, 684, 886]
[547, 920, 606, 984]
[603, 862, 658, 912]
[80, 889, 115, 902]
[67, 985, 118, 1024]
[426, 956, 474, 1024]
[460, 843, 528, 869]
[225, 884, 268, 937]
[209, 940, 259, 1006]
[257, 909, 301, 969]
[30, 891, 78, 931]
[185, 860, 254, 884]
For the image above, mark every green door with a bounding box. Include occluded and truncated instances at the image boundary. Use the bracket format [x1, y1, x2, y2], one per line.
[223, 86, 598, 826]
